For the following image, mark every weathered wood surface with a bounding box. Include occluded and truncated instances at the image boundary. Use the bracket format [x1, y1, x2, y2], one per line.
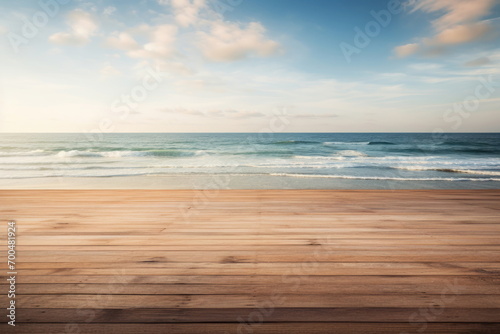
[0, 189, 499, 333]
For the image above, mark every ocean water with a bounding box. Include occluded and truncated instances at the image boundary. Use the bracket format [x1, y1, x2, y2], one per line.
[0, 133, 499, 188]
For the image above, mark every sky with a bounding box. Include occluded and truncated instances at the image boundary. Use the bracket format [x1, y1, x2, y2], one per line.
[0, 0, 499, 133]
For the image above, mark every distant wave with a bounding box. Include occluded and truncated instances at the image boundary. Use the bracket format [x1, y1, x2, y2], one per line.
[294, 155, 344, 160]
[232, 150, 293, 156]
[293, 155, 437, 162]
[0, 161, 114, 165]
[0, 149, 201, 159]
[273, 140, 319, 145]
[3, 171, 500, 181]
[323, 141, 369, 146]
[270, 173, 500, 182]
[322, 141, 395, 146]
[0, 166, 137, 171]
[269, 140, 398, 146]
[384, 146, 500, 154]
[449, 147, 500, 154]
[392, 166, 500, 176]
[0, 172, 155, 179]
[247, 163, 350, 169]
[55, 150, 194, 158]
[0, 164, 247, 171]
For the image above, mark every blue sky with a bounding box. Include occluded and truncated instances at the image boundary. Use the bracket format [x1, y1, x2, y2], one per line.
[0, 0, 499, 132]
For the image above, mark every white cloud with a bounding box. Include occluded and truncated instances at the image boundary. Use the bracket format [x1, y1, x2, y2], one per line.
[128, 24, 178, 60]
[49, 10, 98, 46]
[105, 32, 140, 51]
[0, 25, 7, 35]
[197, 21, 280, 62]
[394, 43, 419, 57]
[169, 0, 206, 27]
[104, 0, 279, 68]
[396, 22, 492, 57]
[413, 0, 496, 29]
[431, 22, 491, 45]
[394, 0, 496, 57]
[106, 24, 177, 61]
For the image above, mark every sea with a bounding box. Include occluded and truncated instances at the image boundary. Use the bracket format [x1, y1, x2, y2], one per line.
[1, 133, 499, 189]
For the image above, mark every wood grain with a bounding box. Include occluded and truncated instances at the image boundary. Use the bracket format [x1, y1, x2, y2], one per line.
[0, 189, 499, 334]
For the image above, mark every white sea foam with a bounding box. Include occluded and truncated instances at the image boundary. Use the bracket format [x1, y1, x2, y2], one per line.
[247, 163, 349, 169]
[56, 150, 100, 158]
[294, 155, 346, 160]
[270, 173, 500, 182]
[336, 150, 368, 157]
[56, 150, 155, 158]
[100, 151, 147, 158]
[0, 172, 154, 179]
[393, 166, 500, 176]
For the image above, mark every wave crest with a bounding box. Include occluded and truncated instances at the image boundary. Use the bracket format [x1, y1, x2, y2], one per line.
[270, 173, 500, 182]
[393, 166, 500, 176]
[55, 150, 193, 158]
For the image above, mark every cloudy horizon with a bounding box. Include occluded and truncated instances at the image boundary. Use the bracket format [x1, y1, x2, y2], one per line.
[1, 0, 499, 133]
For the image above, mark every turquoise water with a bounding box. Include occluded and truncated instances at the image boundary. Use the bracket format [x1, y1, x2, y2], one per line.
[0, 133, 499, 188]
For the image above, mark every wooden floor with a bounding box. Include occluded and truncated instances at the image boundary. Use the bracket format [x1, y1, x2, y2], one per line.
[1, 189, 500, 333]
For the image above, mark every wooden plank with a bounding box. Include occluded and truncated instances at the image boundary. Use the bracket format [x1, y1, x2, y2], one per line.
[16, 307, 500, 323]
[16, 294, 500, 309]
[7, 282, 500, 295]
[8, 250, 500, 262]
[2, 323, 500, 334]
[11, 245, 500, 251]
[6, 261, 500, 275]
[0, 189, 498, 334]
[4, 274, 499, 285]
